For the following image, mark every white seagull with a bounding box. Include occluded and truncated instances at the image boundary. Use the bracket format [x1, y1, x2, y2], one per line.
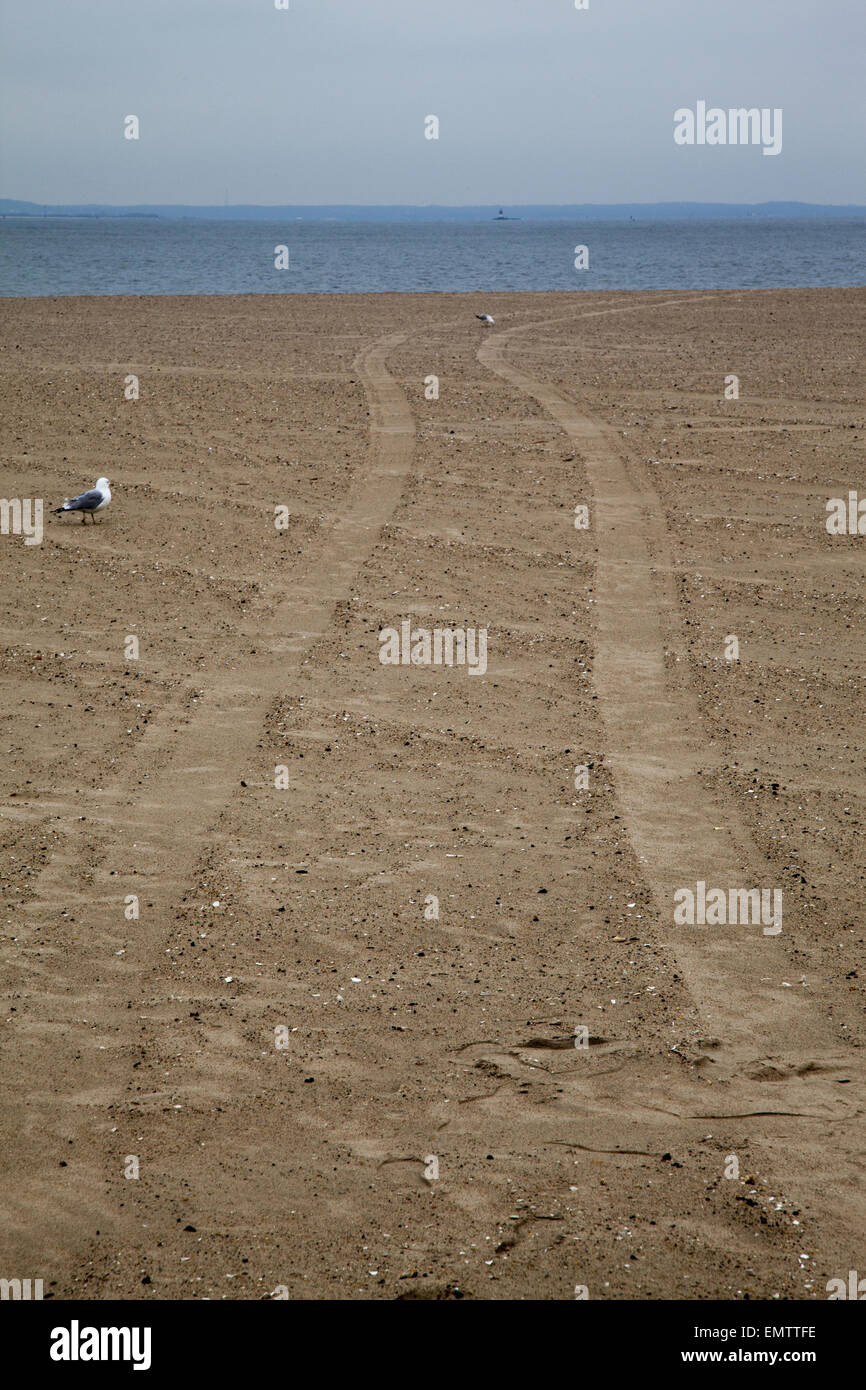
[52, 476, 111, 524]
[476, 313, 495, 326]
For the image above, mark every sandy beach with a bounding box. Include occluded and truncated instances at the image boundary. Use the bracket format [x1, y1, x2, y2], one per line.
[1, 286, 863, 1300]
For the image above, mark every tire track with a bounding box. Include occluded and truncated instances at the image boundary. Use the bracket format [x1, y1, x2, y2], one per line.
[0, 332, 414, 1271]
[477, 305, 852, 1074]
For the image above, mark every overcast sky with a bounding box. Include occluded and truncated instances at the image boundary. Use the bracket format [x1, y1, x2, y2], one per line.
[0, 0, 863, 205]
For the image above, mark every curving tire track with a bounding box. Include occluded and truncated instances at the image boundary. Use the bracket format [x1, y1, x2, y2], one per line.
[474, 300, 866, 1260]
[478, 304, 852, 1074]
[0, 332, 415, 1273]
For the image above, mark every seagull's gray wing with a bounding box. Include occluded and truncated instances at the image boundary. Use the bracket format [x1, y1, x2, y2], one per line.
[64, 487, 104, 512]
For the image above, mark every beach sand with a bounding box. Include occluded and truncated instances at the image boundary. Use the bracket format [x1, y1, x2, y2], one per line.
[1, 287, 864, 1299]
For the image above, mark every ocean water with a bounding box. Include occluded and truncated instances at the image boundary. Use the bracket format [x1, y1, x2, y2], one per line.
[0, 216, 863, 297]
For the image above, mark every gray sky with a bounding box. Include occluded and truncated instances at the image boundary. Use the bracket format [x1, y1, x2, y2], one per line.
[1, 0, 863, 205]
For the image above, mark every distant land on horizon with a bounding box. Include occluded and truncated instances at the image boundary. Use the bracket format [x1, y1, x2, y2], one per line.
[2, 199, 865, 222]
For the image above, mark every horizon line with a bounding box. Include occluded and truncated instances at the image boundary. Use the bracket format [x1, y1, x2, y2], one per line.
[3, 198, 866, 210]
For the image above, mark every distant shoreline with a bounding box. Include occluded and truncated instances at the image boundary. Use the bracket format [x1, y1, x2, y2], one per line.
[2, 200, 865, 223]
[3, 288, 864, 307]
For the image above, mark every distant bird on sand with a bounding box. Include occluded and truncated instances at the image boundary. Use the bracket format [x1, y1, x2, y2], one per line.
[52, 476, 111, 523]
[476, 313, 495, 325]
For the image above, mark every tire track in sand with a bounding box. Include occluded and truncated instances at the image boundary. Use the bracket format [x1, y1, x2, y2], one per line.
[478, 306, 854, 1076]
[0, 333, 414, 1269]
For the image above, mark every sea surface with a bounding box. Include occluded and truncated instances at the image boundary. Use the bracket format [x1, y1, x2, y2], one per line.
[0, 216, 863, 297]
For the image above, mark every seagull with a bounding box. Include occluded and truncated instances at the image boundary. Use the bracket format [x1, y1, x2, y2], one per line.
[476, 313, 495, 326]
[52, 476, 111, 523]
